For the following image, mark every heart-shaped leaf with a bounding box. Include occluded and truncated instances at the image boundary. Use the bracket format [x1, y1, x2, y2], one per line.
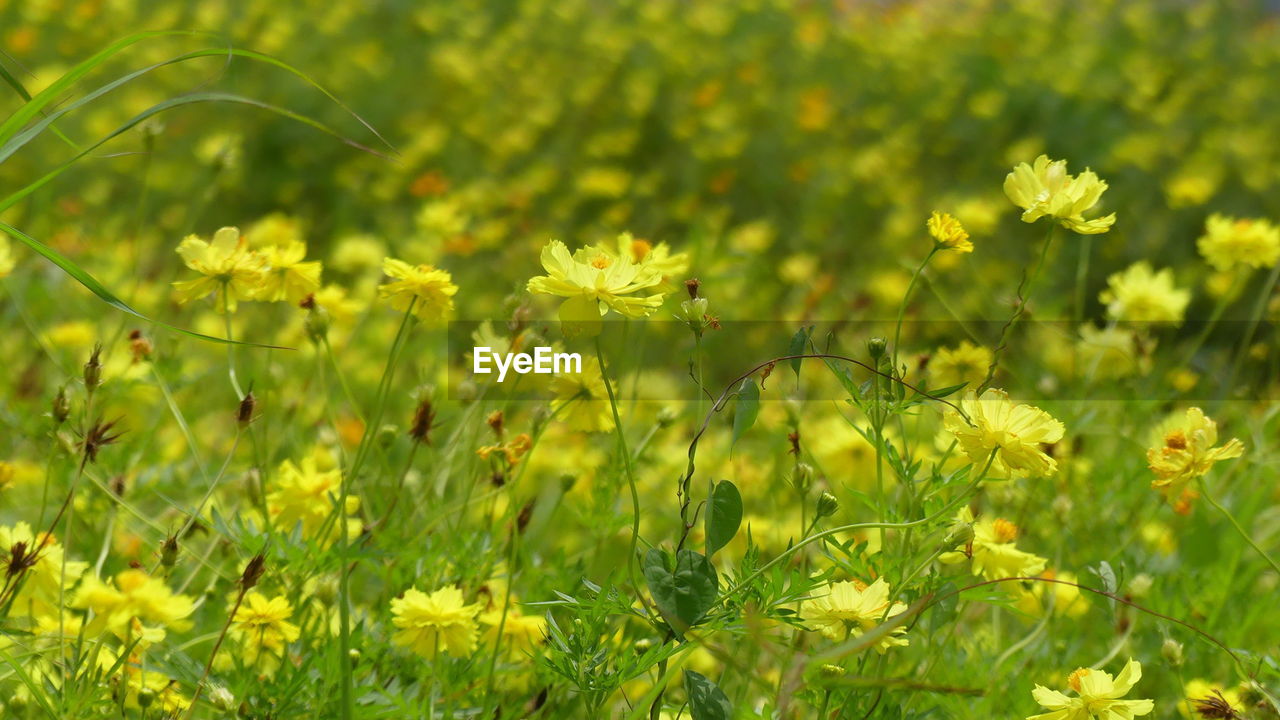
[643, 548, 719, 636]
[704, 480, 742, 558]
[685, 670, 732, 720]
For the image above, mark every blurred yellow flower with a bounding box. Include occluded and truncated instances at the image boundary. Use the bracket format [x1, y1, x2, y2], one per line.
[549, 356, 614, 433]
[1015, 569, 1089, 618]
[258, 241, 322, 303]
[1197, 214, 1280, 271]
[1028, 659, 1153, 720]
[940, 508, 1047, 580]
[267, 455, 361, 546]
[72, 569, 194, 640]
[172, 227, 268, 312]
[1099, 261, 1190, 325]
[1147, 408, 1243, 503]
[232, 592, 301, 668]
[927, 211, 973, 252]
[944, 389, 1065, 478]
[390, 585, 481, 659]
[928, 341, 991, 389]
[377, 257, 458, 321]
[0, 523, 87, 613]
[0, 235, 14, 278]
[1004, 155, 1116, 234]
[802, 578, 908, 653]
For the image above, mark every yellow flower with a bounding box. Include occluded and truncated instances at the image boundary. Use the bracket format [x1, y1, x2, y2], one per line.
[232, 592, 301, 668]
[0, 235, 15, 278]
[940, 508, 1047, 580]
[928, 341, 991, 389]
[258, 240, 322, 303]
[479, 606, 547, 657]
[549, 356, 615, 433]
[927, 211, 973, 252]
[1028, 659, 1154, 720]
[377, 257, 458, 321]
[390, 585, 481, 659]
[1015, 570, 1089, 618]
[172, 227, 268, 312]
[245, 212, 304, 248]
[267, 454, 361, 547]
[72, 569, 194, 640]
[1075, 324, 1151, 379]
[526, 239, 667, 328]
[1147, 408, 1243, 507]
[1004, 155, 1116, 235]
[802, 578, 908, 653]
[608, 232, 690, 278]
[943, 389, 1065, 478]
[1099, 262, 1190, 325]
[1197, 214, 1280, 271]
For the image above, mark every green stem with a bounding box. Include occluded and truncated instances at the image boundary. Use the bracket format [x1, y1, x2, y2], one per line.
[891, 246, 937, 376]
[1225, 262, 1280, 391]
[221, 287, 244, 400]
[595, 337, 646, 606]
[1199, 478, 1280, 577]
[982, 225, 1056, 391]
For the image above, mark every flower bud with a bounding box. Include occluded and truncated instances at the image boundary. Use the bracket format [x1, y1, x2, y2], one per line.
[815, 491, 839, 519]
[137, 688, 156, 708]
[160, 535, 179, 569]
[83, 344, 103, 392]
[1161, 638, 1184, 667]
[52, 386, 70, 425]
[656, 407, 678, 428]
[1127, 573, 1153, 598]
[305, 305, 331, 343]
[237, 391, 256, 427]
[866, 336, 887, 360]
[792, 463, 814, 493]
[210, 686, 235, 711]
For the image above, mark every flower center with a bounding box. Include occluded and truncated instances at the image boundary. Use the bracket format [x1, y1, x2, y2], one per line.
[1164, 430, 1187, 450]
[630, 239, 652, 261]
[1067, 667, 1090, 693]
[992, 518, 1018, 543]
[590, 256, 612, 269]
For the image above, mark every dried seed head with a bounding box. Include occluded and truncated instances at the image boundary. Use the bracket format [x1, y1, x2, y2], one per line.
[239, 553, 266, 590]
[128, 330, 153, 363]
[5, 540, 38, 579]
[83, 343, 103, 392]
[1191, 690, 1238, 719]
[517, 499, 535, 533]
[110, 475, 127, 498]
[237, 391, 256, 427]
[160, 535, 179, 569]
[80, 416, 125, 465]
[788, 430, 801, 455]
[685, 278, 700, 299]
[409, 398, 436, 445]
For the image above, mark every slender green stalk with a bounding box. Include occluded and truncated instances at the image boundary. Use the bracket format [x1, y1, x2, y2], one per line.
[982, 225, 1056, 391]
[1199, 478, 1280, 577]
[1225, 262, 1280, 391]
[891, 246, 938, 375]
[221, 287, 244, 400]
[594, 337, 645, 603]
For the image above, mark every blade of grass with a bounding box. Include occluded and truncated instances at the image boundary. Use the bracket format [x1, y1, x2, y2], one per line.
[0, 221, 284, 348]
[0, 59, 82, 151]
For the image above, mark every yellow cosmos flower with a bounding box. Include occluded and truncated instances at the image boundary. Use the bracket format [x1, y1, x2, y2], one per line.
[1099, 262, 1190, 325]
[549, 356, 615, 433]
[377, 257, 458, 321]
[1015, 569, 1089, 618]
[390, 585, 481, 659]
[267, 454, 361, 547]
[172, 227, 268, 312]
[72, 569, 194, 640]
[1004, 155, 1116, 235]
[526, 239, 667, 329]
[1197, 214, 1280, 271]
[257, 241, 322, 303]
[802, 578, 909, 653]
[606, 231, 690, 278]
[940, 508, 1048, 580]
[944, 389, 1065, 478]
[1028, 659, 1154, 720]
[927, 211, 973, 252]
[1147, 408, 1243, 508]
[232, 592, 301, 668]
[479, 606, 547, 658]
[928, 341, 992, 389]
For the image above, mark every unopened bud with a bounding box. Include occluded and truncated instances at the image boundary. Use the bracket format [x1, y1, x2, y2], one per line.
[1161, 638, 1184, 667]
[866, 337, 887, 360]
[656, 407, 678, 428]
[210, 686, 235, 711]
[137, 688, 156, 708]
[560, 473, 577, 493]
[83, 344, 103, 392]
[305, 305, 331, 343]
[1127, 573, 1153, 598]
[52, 386, 70, 424]
[815, 491, 839, 519]
[239, 553, 266, 590]
[160, 535, 179, 569]
[409, 398, 436, 445]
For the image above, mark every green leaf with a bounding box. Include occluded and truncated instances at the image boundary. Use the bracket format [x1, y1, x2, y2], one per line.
[0, 222, 283, 349]
[1092, 561, 1117, 612]
[731, 378, 760, 448]
[787, 326, 811, 378]
[643, 548, 719, 636]
[704, 480, 742, 558]
[684, 670, 732, 720]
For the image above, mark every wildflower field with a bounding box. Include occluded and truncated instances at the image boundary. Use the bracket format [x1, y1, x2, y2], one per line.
[4, 1, 1280, 718]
